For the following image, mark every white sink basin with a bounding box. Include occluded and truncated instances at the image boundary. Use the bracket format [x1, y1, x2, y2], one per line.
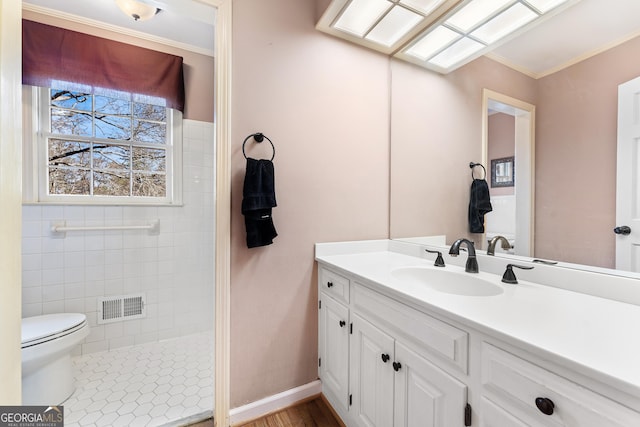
[391, 266, 504, 296]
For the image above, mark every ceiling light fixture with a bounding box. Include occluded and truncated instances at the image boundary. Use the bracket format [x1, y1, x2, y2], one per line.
[115, 0, 160, 21]
[317, 0, 581, 73]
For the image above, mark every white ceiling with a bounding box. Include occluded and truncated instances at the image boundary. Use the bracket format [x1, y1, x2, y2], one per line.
[22, 0, 640, 78]
[22, 0, 216, 56]
[488, 0, 640, 77]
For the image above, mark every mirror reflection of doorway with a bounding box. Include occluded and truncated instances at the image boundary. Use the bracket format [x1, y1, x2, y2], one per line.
[482, 90, 535, 257]
[487, 114, 517, 253]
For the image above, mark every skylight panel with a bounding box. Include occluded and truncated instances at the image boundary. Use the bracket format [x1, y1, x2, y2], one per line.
[471, 2, 538, 44]
[405, 25, 460, 60]
[428, 36, 485, 68]
[446, 0, 513, 32]
[334, 0, 392, 37]
[366, 5, 424, 46]
[399, 0, 448, 15]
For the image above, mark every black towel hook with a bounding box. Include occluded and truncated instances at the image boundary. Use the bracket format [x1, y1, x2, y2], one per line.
[469, 162, 486, 180]
[242, 132, 275, 161]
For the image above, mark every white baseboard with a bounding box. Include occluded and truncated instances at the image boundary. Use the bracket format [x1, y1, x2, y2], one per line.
[229, 380, 322, 426]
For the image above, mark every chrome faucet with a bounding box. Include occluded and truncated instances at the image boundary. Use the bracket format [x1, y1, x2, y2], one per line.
[449, 238, 479, 273]
[487, 235, 512, 255]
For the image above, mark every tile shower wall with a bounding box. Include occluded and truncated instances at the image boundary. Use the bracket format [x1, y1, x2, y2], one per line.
[21, 119, 215, 355]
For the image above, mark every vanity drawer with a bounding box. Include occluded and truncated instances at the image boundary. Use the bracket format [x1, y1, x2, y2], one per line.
[481, 343, 640, 427]
[319, 267, 349, 304]
[352, 282, 468, 374]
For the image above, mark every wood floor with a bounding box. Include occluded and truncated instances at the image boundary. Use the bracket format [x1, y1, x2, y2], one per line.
[187, 396, 344, 427]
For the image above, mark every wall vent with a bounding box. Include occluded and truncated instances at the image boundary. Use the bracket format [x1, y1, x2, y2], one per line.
[97, 294, 146, 324]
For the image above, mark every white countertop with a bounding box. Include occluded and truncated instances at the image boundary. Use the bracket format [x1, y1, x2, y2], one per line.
[315, 240, 640, 400]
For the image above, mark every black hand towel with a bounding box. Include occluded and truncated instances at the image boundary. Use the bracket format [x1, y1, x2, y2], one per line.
[242, 158, 276, 213]
[468, 178, 492, 233]
[242, 158, 277, 248]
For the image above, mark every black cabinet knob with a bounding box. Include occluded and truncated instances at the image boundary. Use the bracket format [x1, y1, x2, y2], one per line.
[339, 320, 346, 327]
[381, 353, 390, 363]
[393, 361, 402, 372]
[535, 397, 555, 415]
[327, 281, 334, 288]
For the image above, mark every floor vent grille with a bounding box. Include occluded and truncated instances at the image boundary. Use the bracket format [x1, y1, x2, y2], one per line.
[97, 294, 146, 324]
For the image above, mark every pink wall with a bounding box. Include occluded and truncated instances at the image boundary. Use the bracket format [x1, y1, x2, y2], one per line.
[390, 56, 537, 244]
[535, 36, 640, 267]
[488, 113, 515, 197]
[22, 10, 215, 122]
[231, 0, 390, 407]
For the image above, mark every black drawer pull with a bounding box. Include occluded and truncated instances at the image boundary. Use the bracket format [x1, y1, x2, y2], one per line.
[393, 361, 402, 372]
[535, 397, 554, 416]
[339, 320, 346, 327]
[327, 281, 334, 288]
[381, 353, 390, 363]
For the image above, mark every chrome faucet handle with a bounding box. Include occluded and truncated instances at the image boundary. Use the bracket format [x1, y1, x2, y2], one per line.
[502, 264, 534, 284]
[425, 249, 445, 267]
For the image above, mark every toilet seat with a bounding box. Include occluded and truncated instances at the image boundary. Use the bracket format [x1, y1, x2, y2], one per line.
[22, 313, 88, 348]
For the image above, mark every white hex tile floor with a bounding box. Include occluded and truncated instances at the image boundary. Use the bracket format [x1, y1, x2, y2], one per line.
[64, 332, 214, 427]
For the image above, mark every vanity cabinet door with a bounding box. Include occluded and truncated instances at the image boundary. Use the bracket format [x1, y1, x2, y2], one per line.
[350, 314, 395, 427]
[319, 293, 350, 412]
[394, 341, 467, 427]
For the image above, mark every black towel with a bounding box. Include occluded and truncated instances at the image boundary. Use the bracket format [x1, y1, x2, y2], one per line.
[468, 178, 492, 233]
[242, 158, 277, 248]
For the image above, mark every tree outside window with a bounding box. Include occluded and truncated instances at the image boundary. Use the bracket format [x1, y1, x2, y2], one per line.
[47, 87, 169, 199]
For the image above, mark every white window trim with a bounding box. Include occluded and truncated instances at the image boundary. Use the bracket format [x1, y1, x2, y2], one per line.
[23, 85, 183, 206]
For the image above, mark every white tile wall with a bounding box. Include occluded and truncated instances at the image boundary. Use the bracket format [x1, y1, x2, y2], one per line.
[21, 120, 215, 355]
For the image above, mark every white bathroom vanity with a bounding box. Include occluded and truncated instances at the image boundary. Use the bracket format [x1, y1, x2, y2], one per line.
[316, 239, 640, 427]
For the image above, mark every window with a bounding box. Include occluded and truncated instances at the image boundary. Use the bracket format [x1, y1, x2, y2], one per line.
[25, 84, 182, 205]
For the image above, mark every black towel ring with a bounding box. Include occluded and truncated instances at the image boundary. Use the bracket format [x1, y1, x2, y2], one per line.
[469, 162, 486, 180]
[242, 132, 275, 161]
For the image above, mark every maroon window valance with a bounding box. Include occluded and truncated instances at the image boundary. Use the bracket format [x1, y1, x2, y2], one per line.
[22, 19, 185, 111]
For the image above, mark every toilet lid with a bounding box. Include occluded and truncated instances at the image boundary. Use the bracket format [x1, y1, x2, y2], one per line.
[22, 313, 87, 346]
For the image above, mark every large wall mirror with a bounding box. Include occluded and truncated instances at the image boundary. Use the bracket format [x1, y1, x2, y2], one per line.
[389, 0, 640, 275]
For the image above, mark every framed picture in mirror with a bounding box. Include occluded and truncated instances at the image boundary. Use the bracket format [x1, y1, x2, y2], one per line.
[491, 156, 514, 187]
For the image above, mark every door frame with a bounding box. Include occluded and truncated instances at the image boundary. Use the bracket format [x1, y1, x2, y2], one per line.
[0, 2, 233, 424]
[0, 0, 24, 404]
[208, 0, 232, 425]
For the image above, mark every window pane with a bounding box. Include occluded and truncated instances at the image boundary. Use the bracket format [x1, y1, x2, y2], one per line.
[95, 95, 131, 115]
[49, 168, 90, 195]
[95, 115, 132, 140]
[134, 103, 166, 121]
[132, 173, 166, 197]
[133, 121, 166, 144]
[42, 85, 173, 201]
[51, 109, 93, 136]
[132, 147, 166, 172]
[93, 145, 130, 170]
[49, 140, 91, 168]
[93, 171, 131, 196]
[51, 90, 92, 111]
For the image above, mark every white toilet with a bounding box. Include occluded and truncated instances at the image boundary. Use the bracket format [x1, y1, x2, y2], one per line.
[21, 313, 90, 405]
